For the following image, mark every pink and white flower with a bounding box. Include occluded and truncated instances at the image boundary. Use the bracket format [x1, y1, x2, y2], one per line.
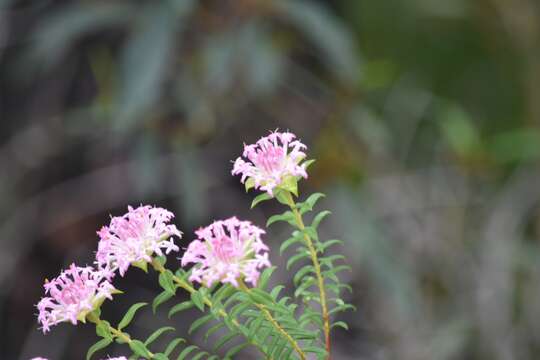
[36, 264, 116, 333]
[232, 130, 308, 196]
[96, 205, 182, 277]
[181, 217, 271, 287]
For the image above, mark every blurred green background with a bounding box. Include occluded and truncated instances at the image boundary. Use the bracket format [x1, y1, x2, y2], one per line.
[2, 0, 540, 359]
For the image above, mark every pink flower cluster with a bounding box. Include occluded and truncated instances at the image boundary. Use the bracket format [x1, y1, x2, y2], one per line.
[96, 205, 182, 276]
[36, 264, 116, 333]
[232, 130, 308, 196]
[181, 217, 271, 287]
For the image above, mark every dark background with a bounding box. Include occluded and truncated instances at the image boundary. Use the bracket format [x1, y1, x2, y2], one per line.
[2, 0, 540, 359]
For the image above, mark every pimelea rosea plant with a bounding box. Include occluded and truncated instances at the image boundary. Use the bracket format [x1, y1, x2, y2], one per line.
[33, 130, 353, 360]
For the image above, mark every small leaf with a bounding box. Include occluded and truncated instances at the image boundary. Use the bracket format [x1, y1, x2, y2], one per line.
[144, 326, 175, 346]
[188, 314, 213, 334]
[312, 210, 331, 230]
[244, 177, 255, 192]
[331, 321, 349, 330]
[303, 159, 316, 169]
[164, 338, 186, 356]
[213, 332, 236, 351]
[152, 290, 173, 313]
[266, 211, 296, 227]
[225, 342, 249, 358]
[86, 338, 112, 360]
[280, 232, 304, 254]
[287, 251, 310, 270]
[129, 340, 152, 358]
[177, 345, 199, 360]
[153, 354, 168, 360]
[169, 301, 195, 318]
[159, 270, 176, 295]
[251, 192, 272, 208]
[95, 320, 112, 340]
[293, 265, 315, 286]
[257, 266, 276, 289]
[300, 192, 326, 213]
[118, 302, 147, 330]
[191, 291, 205, 311]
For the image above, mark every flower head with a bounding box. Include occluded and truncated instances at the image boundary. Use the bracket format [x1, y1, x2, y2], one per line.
[181, 217, 271, 287]
[36, 264, 116, 334]
[232, 130, 308, 196]
[96, 205, 182, 277]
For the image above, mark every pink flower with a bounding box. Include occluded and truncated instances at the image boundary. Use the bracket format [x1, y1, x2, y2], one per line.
[96, 205, 182, 277]
[104, 357, 129, 360]
[36, 264, 116, 334]
[30, 358, 48, 360]
[232, 130, 308, 196]
[181, 217, 271, 287]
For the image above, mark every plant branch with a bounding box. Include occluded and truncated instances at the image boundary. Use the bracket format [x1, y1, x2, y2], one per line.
[285, 191, 331, 359]
[238, 280, 307, 360]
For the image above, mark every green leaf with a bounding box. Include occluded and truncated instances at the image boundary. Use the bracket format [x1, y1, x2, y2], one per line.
[86, 338, 112, 360]
[331, 321, 349, 330]
[303, 159, 316, 169]
[251, 192, 272, 208]
[118, 302, 147, 330]
[266, 210, 296, 227]
[131, 260, 148, 273]
[213, 332, 236, 351]
[152, 290, 174, 313]
[278, 176, 299, 196]
[191, 291, 205, 311]
[204, 322, 225, 342]
[164, 338, 186, 356]
[159, 270, 176, 295]
[153, 354, 168, 360]
[312, 210, 331, 229]
[248, 288, 274, 306]
[293, 265, 315, 286]
[189, 313, 214, 334]
[225, 342, 249, 358]
[287, 251, 310, 270]
[191, 351, 209, 360]
[169, 301, 195, 318]
[177, 345, 199, 360]
[302, 226, 319, 241]
[257, 266, 275, 289]
[300, 193, 326, 213]
[144, 326, 175, 346]
[280, 232, 304, 254]
[244, 177, 255, 192]
[95, 320, 112, 340]
[274, 189, 292, 205]
[317, 239, 343, 252]
[129, 340, 152, 358]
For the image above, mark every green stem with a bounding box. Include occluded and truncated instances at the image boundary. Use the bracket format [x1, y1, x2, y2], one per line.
[238, 280, 307, 360]
[87, 312, 154, 358]
[150, 259, 271, 359]
[285, 191, 331, 359]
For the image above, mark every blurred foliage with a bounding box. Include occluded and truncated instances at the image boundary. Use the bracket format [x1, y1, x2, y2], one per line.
[2, 0, 540, 359]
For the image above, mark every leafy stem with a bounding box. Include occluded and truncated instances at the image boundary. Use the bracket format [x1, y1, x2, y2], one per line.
[87, 311, 155, 359]
[150, 259, 270, 359]
[238, 280, 307, 360]
[284, 191, 331, 358]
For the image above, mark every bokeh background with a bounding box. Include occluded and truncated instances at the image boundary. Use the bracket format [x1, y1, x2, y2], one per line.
[2, 0, 540, 359]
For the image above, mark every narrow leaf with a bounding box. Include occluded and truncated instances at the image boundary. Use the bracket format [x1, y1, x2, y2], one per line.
[118, 302, 147, 330]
